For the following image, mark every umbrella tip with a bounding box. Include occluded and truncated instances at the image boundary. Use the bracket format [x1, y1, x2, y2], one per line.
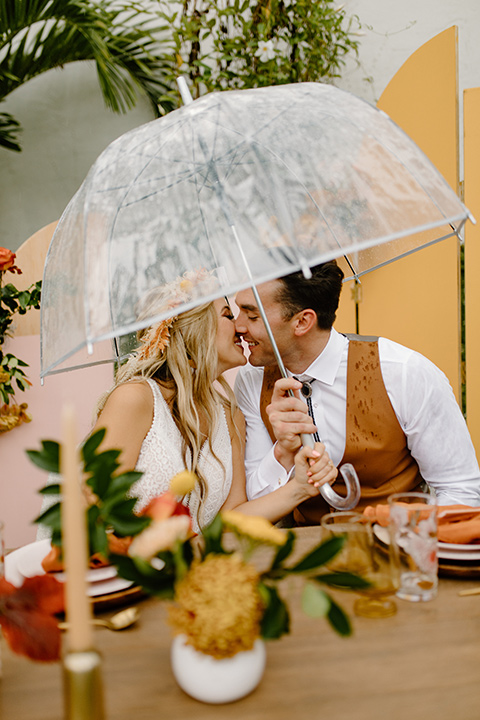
[177, 77, 194, 106]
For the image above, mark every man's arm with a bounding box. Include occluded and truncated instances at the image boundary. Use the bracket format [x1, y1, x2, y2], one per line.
[386, 344, 480, 506]
[234, 367, 292, 499]
[234, 368, 319, 499]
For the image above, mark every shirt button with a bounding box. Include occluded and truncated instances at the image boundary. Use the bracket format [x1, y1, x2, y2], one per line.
[314, 403, 318, 408]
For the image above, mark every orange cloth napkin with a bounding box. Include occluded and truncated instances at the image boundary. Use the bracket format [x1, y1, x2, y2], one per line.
[41, 534, 132, 573]
[364, 504, 480, 545]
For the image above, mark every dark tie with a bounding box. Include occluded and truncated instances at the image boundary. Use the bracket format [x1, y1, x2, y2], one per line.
[294, 377, 321, 442]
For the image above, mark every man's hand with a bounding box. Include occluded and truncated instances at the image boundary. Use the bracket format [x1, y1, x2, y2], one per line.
[266, 377, 317, 471]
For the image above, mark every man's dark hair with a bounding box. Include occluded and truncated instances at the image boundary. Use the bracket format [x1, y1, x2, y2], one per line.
[275, 260, 344, 330]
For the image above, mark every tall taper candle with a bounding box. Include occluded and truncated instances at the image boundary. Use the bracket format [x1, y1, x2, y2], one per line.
[61, 404, 94, 653]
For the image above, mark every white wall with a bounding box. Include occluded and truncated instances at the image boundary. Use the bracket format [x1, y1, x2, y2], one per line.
[1, 62, 153, 252]
[1, 1, 480, 253]
[337, 0, 480, 181]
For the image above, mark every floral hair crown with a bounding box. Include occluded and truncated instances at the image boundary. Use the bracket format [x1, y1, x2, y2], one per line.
[135, 268, 217, 362]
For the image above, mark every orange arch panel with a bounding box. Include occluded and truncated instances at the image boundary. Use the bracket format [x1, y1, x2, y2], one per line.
[464, 87, 480, 453]
[353, 26, 461, 399]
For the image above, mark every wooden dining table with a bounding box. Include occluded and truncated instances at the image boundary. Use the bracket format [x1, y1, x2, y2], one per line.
[3, 526, 480, 720]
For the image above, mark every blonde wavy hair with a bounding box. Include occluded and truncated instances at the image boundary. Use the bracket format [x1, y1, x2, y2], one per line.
[96, 302, 239, 528]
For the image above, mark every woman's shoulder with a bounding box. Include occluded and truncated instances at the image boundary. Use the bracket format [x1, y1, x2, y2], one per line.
[104, 380, 155, 414]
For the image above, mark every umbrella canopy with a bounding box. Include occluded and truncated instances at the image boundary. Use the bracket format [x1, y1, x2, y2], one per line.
[40, 82, 472, 377]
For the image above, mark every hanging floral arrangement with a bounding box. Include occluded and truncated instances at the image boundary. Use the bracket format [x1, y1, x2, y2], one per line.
[0, 247, 41, 433]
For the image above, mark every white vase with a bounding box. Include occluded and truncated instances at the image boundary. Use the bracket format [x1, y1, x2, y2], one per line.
[170, 634, 266, 704]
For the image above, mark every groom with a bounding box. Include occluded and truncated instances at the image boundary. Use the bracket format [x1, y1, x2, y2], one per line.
[233, 261, 480, 523]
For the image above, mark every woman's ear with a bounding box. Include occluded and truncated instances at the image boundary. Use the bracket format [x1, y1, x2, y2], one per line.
[292, 309, 317, 336]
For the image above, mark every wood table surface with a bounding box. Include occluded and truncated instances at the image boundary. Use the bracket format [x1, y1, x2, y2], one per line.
[2, 527, 480, 720]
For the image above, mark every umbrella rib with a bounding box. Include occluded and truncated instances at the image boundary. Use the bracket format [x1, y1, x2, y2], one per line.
[342, 220, 466, 281]
[189, 119, 221, 269]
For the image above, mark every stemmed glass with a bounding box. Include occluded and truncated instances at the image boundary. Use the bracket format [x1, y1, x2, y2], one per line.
[321, 511, 400, 618]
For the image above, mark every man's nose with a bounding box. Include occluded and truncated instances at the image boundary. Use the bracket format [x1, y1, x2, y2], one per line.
[234, 315, 246, 334]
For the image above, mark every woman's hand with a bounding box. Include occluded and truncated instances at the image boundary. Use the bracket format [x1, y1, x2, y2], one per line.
[293, 442, 338, 497]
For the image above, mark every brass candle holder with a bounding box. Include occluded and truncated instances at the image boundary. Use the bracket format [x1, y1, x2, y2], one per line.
[63, 649, 105, 720]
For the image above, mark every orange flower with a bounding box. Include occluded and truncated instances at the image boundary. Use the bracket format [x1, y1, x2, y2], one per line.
[0, 575, 64, 662]
[141, 490, 191, 522]
[0, 247, 21, 273]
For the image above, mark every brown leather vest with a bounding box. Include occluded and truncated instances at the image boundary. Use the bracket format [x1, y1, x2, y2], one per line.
[260, 338, 423, 525]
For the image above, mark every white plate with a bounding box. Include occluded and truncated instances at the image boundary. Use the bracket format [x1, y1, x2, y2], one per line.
[373, 524, 480, 562]
[438, 540, 480, 552]
[5, 539, 133, 597]
[373, 525, 480, 562]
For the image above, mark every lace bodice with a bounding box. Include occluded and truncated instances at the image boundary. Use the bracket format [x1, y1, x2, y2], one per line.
[37, 379, 233, 539]
[131, 379, 232, 533]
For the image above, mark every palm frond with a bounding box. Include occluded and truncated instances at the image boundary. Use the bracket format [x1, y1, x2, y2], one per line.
[0, 109, 21, 151]
[0, 0, 174, 150]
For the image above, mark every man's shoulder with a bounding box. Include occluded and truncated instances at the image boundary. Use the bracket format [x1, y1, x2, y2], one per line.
[377, 336, 446, 380]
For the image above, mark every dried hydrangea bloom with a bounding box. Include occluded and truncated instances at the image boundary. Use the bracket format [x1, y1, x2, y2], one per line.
[169, 553, 263, 659]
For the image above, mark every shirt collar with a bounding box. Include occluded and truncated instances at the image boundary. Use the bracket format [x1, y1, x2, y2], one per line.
[288, 328, 347, 386]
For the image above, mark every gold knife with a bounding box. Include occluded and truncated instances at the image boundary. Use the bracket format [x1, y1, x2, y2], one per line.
[458, 587, 480, 596]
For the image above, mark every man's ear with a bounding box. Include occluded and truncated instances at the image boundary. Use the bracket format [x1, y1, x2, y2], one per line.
[292, 309, 317, 336]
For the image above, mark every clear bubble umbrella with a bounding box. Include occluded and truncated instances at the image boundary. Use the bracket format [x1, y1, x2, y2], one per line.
[39, 80, 474, 509]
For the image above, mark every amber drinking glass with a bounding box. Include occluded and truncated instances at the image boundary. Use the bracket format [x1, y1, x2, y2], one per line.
[321, 512, 399, 618]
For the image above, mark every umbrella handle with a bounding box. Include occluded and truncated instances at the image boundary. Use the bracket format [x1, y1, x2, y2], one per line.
[300, 433, 361, 510]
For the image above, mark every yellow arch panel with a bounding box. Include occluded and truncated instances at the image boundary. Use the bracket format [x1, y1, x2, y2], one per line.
[464, 88, 480, 452]
[358, 27, 460, 399]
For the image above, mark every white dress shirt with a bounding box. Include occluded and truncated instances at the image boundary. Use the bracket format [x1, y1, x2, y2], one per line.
[234, 329, 480, 507]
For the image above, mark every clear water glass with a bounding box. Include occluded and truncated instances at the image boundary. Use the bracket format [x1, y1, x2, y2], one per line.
[388, 492, 438, 602]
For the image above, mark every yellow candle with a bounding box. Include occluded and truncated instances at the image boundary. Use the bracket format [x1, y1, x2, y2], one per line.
[61, 404, 93, 653]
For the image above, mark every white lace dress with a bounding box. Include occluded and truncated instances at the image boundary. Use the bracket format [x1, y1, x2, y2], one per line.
[37, 378, 233, 538]
[131, 379, 233, 532]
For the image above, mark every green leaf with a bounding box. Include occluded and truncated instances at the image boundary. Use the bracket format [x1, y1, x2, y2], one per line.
[87, 509, 109, 558]
[289, 536, 345, 573]
[31, 429, 147, 558]
[34, 502, 61, 533]
[313, 572, 371, 590]
[81, 428, 106, 463]
[26, 440, 60, 473]
[112, 554, 175, 598]
[202, 513, 225, 556]
[85, 448, 122, 476]
[271, 529, 295, 569]
[326, 597, 352, 637]
[107, 471, 143, 497]
[17, 291, 31, 310]
[301, 583, 331, 618]
[259, 583, 290, 639]
[108, 507, 150, 537]
[38, 483, 61, 495]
